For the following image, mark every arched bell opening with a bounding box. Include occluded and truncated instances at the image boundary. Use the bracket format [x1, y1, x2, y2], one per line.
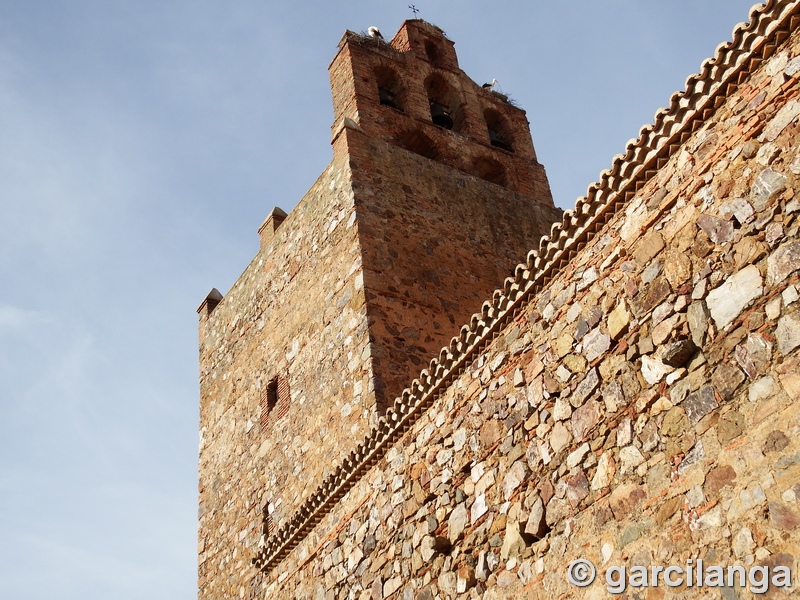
[424, 73, 464, 132]
[374, 66, 405, 112]
[424, 40, 441, 67]
[430, 101, 453, 129]
[484, 108, 514, 152]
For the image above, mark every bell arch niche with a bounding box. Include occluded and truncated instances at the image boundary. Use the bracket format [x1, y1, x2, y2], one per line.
[374, 65, 405, 112]
[470, 156, 508, 188]
[424, 73, 464, 132]
[424, 39, 442, 67]
[395, 129, 440, 161]
[484, 108, 514, 152]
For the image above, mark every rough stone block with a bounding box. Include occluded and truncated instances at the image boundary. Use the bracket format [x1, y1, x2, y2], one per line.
[697, 214, 734, 244]
[776, 311, 800, 355]
[706, 265, 762, 329]
[683, 385, 718, 423]
[767, 241, 800, 286]
[607, 300, 631, 340]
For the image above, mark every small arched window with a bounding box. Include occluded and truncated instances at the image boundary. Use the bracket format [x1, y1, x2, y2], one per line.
[260, 374, 290, 430]
[425, 40, 441, 66]
[262, 503, 275, 538]
[374, 66, 404, 112]
[484, 108, 514, 152]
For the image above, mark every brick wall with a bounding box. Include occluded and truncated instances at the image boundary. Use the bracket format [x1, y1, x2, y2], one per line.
[340, 127, 559, 408]
[328, 21, 546, 197]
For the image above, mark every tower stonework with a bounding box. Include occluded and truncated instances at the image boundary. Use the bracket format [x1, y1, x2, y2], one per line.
[329, 21, 559, 406]
[197, 20, 560, 599]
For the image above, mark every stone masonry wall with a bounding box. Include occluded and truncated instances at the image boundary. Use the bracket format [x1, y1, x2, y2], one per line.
[199, 19, 564, 596]
[252, 22, 800, 600]
[198, 153, 379, 598]
[198, 115, 559, 600]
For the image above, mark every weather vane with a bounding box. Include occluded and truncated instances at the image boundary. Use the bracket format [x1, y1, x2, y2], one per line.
[409, 4, 420, 17]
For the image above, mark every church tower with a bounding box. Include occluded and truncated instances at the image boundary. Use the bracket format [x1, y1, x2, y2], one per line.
[197, 20, 560, 598]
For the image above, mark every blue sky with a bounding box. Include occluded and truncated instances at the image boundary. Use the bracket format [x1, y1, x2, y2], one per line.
[0, 1, 761, 598]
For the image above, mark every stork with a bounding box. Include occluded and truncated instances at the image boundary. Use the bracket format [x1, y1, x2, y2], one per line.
[367, 26, 384, 41]
[482, 78, 498, 92]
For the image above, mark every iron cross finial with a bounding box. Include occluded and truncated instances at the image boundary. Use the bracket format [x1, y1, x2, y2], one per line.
[409, 4, 420, 16]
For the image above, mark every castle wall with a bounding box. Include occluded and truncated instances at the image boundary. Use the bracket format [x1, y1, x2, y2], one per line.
[197, 123, 559, 599]
[197, 155, 380, 598]
[253, 23, 800, 600]
[198, 19, 565, 596]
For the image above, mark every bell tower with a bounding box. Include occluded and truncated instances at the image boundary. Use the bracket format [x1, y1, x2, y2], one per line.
[327, 20, 559, 406]
[329, 20, 550, 198]
[198, 20, 560, 599]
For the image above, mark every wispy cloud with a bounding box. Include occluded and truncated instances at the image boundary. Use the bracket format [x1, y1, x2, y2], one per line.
[0, 305, 53, 331]
[3, 532, 154, 595]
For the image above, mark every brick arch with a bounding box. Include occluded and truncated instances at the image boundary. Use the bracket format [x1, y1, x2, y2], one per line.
[374, 65, 405, 112]
[484, 107, 514, 152]
[394, 129, 440, 160]
[424, 38, 442, 67]
[424, 72, 465, 133]
[469, 156, 508, 188]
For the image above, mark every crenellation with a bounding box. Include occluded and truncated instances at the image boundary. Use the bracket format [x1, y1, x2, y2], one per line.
[256, 207, 287, 249]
